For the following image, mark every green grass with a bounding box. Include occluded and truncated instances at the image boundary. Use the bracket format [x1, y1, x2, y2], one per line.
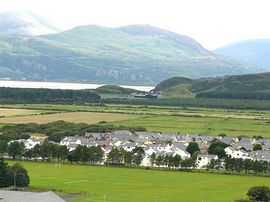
[8, 161, 270, 202]
[112, 115, 270, 137]
[2, 104, 270, 138]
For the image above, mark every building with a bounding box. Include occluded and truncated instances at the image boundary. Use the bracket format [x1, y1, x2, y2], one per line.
[0, 190, 65, 202]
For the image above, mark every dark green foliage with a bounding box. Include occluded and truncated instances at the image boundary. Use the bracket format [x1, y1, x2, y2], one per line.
[0, 159, 11, 187]
[0, 87, 100, 104]
[10, 163, 30, 187]
[0, 159, 29, 188]
[247, 186, 270, 201]
[186, 142, 200, 156]
[96, 85, 142, 95]
[7, 141, 24, 159]
[253, 144, 263, 151]
[208, 142, 229, 158]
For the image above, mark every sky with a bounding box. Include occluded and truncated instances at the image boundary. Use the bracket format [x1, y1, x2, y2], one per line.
[0, 0, 270, 49]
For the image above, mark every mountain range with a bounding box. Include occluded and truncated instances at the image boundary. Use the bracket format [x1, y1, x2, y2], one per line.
[0, 11, 267, 84]
[215, 39, 270, 70]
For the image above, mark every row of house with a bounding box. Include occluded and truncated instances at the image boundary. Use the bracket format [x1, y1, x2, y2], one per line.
[14, 131, 270, 168]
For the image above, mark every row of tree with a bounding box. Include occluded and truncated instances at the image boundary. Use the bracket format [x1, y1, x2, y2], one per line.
[0, 87, 100, 104]
[206, 157, 270, 175]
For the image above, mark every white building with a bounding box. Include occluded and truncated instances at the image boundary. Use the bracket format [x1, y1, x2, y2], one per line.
[196, 154, 218, 169]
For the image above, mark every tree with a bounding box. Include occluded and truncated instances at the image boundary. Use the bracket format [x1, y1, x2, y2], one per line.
[186, 142, 200, 156]
[181, 158, 195, 170]
[247, 186, 270, 201]
[131, 147, 144, 166]
[107, 147, 123, 165]
[150, 153, 156, 167]
[208, 142, 229, 158]
[7, 141, 24, 159]
[0, 159, 11, 187]
[10, 163, 30, 188]
[0, 141, 7, 156]
[253, 144, 262, 151]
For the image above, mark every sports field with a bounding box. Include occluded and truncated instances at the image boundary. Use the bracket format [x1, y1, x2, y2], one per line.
[10, 161, 270, 202]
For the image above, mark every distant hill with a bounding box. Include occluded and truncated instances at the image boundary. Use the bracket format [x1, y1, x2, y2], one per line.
[95, 85, 142, 95]
[0, 11, 60, 36]
[215, 39, 270, 70]
[154, 72, 270, 100]
[0, 19, 261, 84]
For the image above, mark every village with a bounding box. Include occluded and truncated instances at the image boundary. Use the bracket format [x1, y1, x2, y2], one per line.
[12, 130, 270, 169]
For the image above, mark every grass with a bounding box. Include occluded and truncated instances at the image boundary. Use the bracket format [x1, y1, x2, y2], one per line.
[112, 115, 270, 137]
[8, 161, 270, 202]
[1, 104, 270, 137]
[0, 108, 52, 117]
[0, 112, 140, 124]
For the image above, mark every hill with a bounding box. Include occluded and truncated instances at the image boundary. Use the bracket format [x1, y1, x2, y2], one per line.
[0, 11, 60, 36]
[215, 39, 270, 70]
[0, 21, 261, 84]
[95, 85, 142, 94]
[154, 72, 270, 100]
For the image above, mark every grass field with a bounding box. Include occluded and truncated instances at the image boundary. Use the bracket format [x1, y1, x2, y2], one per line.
[0, 108, 52, 117]
[0, 112, 139, 124]
[1, 104, 270, 137]
[9, 161, 270, 202]
[112, 115, 270, 137]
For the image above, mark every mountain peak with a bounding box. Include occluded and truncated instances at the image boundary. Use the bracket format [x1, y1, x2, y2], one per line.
[0, 11, 60, 36]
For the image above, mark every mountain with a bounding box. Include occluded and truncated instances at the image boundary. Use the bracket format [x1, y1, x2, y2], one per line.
[215, 39, 270, 70]
[154, 72, 270, 100]
[0, 11, 60, 35]
[0, 22, 261, 84]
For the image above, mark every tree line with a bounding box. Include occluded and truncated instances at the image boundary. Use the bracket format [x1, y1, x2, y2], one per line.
[197, 91, 270, 101]
[0, 87, 100, 104]
[102, 97, 270, 110]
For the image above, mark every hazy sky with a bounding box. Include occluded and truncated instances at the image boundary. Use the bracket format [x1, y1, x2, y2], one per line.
[0, 0, 269, 49]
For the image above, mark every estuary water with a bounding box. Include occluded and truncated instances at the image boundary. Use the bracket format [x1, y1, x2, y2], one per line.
[0, 80, 154, 92]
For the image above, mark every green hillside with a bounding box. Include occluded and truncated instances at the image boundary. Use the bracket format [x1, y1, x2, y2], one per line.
[0, 24, 258, 84]
[154, 72, 270, 100]
[95, 85, 141, 95]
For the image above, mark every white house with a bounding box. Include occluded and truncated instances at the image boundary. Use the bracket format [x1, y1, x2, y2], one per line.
[196, 154, 218, 169]
[225, 147, 250, 159]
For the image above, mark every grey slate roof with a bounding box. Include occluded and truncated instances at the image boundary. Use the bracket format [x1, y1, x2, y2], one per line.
[0, 190, 65, 202]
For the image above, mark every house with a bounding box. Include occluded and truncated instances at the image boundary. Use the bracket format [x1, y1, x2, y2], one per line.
[225, 147, 250, 159]
[121, 142, 137, 152]
[11, 137, 45, 150]
[249, 150, 270, 162]
[196, 154, 218, 169]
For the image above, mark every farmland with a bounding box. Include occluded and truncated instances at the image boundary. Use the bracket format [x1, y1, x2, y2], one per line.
[0, 111, 139, 124]
[8, 161, 270, 202]
[1, 104, 270, 137]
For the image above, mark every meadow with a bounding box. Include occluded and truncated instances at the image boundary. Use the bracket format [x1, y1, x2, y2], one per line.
[1, 104, 270, 137]
[0, 111, 139, 124]
[8, 161, 270, 202]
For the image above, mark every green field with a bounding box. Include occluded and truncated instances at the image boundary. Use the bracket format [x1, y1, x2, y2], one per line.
[0, 111, 139, 124]
[8, 161, 270, 202]
[113, 115, 270, 137]
[1, 104, 270, 138]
